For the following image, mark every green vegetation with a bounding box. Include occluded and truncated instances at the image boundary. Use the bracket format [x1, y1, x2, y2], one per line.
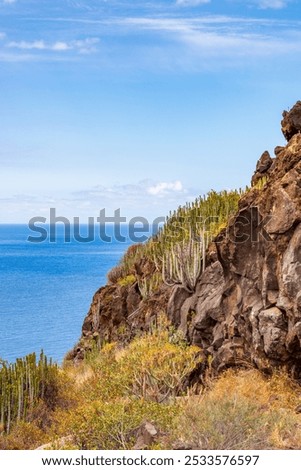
[252, 175, 269, 190]
[0, 319, 201, 449]
[117, 274, 136, 287]
[68, 399, 178, 450]
[0, 352, 58, 434]
[107, 243, 146, 284]
[154, 189, 244, 250]
[138, 272, 162, 300]
[108, 189, 245, 293]
[156, 189, 244, 290]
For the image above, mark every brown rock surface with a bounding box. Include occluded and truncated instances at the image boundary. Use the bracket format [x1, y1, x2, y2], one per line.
[251, 151, 273, 186]
[175, 127, 301, 375]
[133, 422, 158, 450]
[72, 279, 171, 361]
[282, 101, 301, 141]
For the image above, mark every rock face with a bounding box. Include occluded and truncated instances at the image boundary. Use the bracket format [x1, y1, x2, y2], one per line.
[281, 101, 301, 141]
[74, 103, 301, 377]
[71, 280, 171, 362]
[251, 150, 273, 186]
[171, 127, 301, 375]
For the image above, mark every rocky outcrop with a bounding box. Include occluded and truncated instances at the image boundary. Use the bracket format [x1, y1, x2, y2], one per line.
[170, 123, 301, 375]
[71, 280, 171, 362]
[74, 103, 301, 378]
[281, 101, 301, 141]
[251, 150, 273, 186]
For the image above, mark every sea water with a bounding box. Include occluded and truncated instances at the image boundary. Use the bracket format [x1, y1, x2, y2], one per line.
[0, 224, 133, 364]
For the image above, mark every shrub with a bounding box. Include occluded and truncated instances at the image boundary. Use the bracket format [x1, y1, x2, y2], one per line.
[0, 421, 48, 450]
[82, 326, 201, 404]
[67, 398, 179, 450]
[162, 236, 203, 292]
[117, 274, 136, 287]
[170, 369, 301, 450]
[118, 329, 201, 402]
[107, 265, 125, 284]
[138, 272, 162, 300]
[107, 189, 245, 293]
[150, 189, 244, 291]
[81, 343, 128, 402]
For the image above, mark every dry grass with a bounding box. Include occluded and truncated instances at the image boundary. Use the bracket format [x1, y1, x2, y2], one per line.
[169, 369, 301, 450]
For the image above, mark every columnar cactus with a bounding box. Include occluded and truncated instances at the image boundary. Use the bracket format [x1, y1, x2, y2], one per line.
[0, 351, 57, 434]
[158, 189, 244, 291]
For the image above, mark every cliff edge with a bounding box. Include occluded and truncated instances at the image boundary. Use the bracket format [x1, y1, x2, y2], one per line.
[72, 102, 301, 377]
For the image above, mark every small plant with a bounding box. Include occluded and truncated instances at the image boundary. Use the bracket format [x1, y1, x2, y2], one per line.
[162, 235, 203, 292]
[138, 272, 162, 300]
[252, 175, 269, 190]
[107, 265, 125, 284]
[117, 274, 136, 287]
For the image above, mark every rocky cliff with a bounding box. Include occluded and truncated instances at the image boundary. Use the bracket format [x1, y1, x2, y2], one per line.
[72, 102, 301, 377]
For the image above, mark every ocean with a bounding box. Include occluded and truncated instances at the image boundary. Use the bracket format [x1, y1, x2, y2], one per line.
[0, 224, 134, 364]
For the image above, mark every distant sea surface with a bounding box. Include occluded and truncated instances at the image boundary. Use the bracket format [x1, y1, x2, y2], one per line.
[0, 224, 133, 364]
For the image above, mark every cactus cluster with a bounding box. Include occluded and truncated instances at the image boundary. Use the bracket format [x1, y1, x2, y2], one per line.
[138, 272, 162, 300]
[153, 189, 244, 291]
[111, 189, 245, 293]
[0, 351, 57, 434]
[162, 234, 203, 292]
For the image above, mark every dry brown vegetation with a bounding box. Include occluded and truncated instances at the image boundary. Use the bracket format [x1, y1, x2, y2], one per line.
[1, 322, 301, 450]
[169, 369, 301, 450]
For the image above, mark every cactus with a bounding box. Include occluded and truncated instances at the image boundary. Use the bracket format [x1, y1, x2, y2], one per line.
[138, 272, 162, 300]
[158, 189, 244, 291]
[162, 232, 203, 292]
[114, 188, 245, 292]
[0, 351, 57, 434]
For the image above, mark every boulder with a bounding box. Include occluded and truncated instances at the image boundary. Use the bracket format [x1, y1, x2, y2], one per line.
[133, 422, 158, 450]
[251, 150, 273, 186]
[281, 100, 301, 141]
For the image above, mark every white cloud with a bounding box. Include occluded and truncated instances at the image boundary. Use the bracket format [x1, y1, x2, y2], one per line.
[2, 0, 16, 4]
[176, 0, 210, 5]
[0, 32, 6, 40]
[147, 181, 184, 196]
[0, 180, 200, 222]
[8, 40, 46, 50]
[2, 14, 300, 66]
[75, 180, 186, 201]
[252, 0, 288, 8]
[72, 38, 99, 54]
[121, 16, 301, 59]
[7, 38, 99, 54]
[52, 41, 71, 51]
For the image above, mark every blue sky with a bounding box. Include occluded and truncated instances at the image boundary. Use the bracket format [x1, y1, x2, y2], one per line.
[0, 0, 301, 222]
